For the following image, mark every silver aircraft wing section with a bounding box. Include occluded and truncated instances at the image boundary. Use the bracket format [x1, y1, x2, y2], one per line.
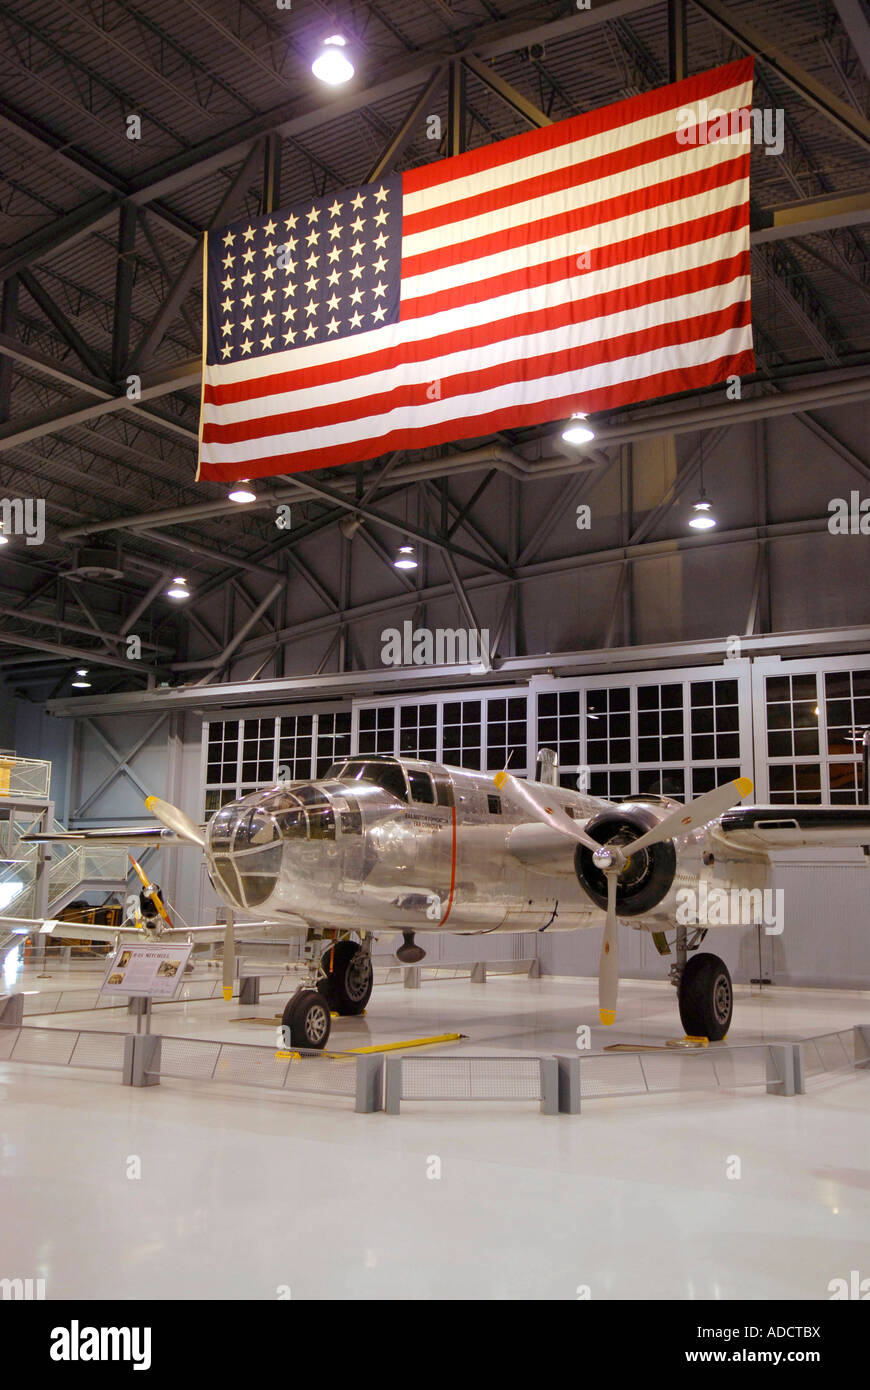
[714, 805, 870, 851]
[20, 827, 190, 846]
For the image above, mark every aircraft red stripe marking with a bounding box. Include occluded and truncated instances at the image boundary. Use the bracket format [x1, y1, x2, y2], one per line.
[439, 806, 457, 927]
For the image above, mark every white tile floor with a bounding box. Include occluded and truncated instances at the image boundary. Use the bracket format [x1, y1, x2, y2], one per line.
[1, 963, 868, 1300]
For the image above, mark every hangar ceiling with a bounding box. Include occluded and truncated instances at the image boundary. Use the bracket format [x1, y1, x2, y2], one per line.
[0, 0, 869, 708]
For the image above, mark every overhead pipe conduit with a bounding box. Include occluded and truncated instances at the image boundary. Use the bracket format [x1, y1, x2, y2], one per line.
[57, 373, 870, 546]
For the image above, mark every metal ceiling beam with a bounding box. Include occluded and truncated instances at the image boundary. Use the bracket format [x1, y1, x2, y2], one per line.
[751, 189, 870, 243]
[690, 0, 870, 152]
[365, 68, 448, 181]
[169, 509, 841, 677]
[48, 618, 870, 717]
[833, 0, 870, 85]
[196, 580, 284, 676]
[19, 270, 108, 381]
[0, 276, 18, 423]
[0, 602, 164, 653]
[0, 331, 112, 398]
[0, 100, 197, 250]
[0, 630, 160, 674]
[462, 54, 553, 128]
[279, 474, 513, 577]
[128, 141, 264, 373]
[668, 0, 688, 82]
[0, 0, 659, 281]
[111, 205, 139, 381]
[0, 359, 201, 451]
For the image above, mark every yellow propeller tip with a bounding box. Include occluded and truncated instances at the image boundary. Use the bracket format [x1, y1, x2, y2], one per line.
[222, 987, 232, 1002]
[145, 796, 157, 811]
[735, 777, 753, 798]
[599, 1009, 616, 1026]
[494, 771, 508, 789]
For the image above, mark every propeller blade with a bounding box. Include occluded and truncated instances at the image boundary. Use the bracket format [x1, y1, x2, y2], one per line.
[626, 778, 753, 855]
[222, 908, 235, 1003]
[494, 771, 602, 854]
[598, 867, 619, 1026]
[145, 796, 206, 849]
[127, 854, 173, 928]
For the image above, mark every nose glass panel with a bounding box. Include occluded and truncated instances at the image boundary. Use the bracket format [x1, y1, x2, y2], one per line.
[234, 842, 283, 906]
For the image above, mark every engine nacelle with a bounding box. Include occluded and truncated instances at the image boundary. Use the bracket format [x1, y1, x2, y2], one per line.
[574, 807, 677, 916]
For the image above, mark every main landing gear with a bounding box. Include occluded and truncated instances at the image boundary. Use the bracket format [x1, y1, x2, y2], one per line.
[669, 926, 733, 1041]
[280, 934, 374, 1051]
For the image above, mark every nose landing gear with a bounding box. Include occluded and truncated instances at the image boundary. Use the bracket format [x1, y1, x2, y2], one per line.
[280, 932, 374, 1050]
[320, 938, 374, 1015]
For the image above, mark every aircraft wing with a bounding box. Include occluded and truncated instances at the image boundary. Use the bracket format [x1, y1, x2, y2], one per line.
[29, 918, 311, 945]
[20, 827, 190, 846]
[715, 805, 870, 851]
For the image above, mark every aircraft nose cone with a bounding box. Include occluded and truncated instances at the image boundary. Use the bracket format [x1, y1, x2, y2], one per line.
[206, 801, 282, 909]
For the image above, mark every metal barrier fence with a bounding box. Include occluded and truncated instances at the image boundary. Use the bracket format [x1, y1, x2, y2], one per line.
[0, 1023, 127, 1072]
[18, 971, 301, 1017]
[386, 1054, 557, 1113]
[1, 989, 867, 1116]
[144, 1034, 360, 1101]
[798, 1026, 868, 1084]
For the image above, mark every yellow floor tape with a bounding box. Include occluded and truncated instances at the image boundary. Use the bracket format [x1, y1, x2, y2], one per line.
[274, 1031, 465, 1062]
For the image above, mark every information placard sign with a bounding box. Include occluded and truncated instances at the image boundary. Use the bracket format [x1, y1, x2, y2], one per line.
[101, 943, 193, 1000]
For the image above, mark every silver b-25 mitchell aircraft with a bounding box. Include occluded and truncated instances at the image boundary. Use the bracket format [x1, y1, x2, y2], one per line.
[23, 751, 870, 1049]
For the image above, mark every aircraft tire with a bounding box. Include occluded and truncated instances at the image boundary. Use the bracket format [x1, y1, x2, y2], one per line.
[677, 952, 733, 1041]
[282, 990, 332, 1050]
[320, 940, 373, 1016]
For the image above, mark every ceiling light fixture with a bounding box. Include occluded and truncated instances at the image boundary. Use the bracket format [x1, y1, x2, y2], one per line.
[312, 34, 355, 85]
[166, 576, 191, 600]
[688, 491, 717, 530]
[393, 544, 418, 570]
[561, 412, 595, 445]
[227, 480, 257, 504]
[71, 668, 91, 688]
[688, 432, 717, 531]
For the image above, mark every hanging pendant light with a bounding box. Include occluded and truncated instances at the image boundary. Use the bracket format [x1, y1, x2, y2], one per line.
[228, 479, 257, 503]
[688, 433, 717, 531]
[393, 543, 417, 570]
[312, 35, 355, 85]
[561, 411, 595, 444]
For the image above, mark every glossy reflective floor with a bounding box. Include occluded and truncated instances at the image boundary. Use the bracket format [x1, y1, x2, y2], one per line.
[1, 960, 869, 1300]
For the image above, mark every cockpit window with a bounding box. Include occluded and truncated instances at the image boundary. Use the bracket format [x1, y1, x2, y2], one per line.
[309, 805, 335, 840]
[407, 769, 435, 804]
[234, 809, 278, 849]
[274, 807, 306, 839]
[341, 760, 408, 803]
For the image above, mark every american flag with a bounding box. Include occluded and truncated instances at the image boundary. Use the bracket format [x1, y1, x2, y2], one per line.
[197, 58, 755, 483]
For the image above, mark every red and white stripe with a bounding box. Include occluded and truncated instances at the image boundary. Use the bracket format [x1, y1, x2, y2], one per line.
[198, 58, 755, 482]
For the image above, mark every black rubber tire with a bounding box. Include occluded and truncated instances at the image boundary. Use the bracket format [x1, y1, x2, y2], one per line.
[281, 990, 332, 1050]
[320, 940, 373, 1016]
[678, 952, 733, 1041]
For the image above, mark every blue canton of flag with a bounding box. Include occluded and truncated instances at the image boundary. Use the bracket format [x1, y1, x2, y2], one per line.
[205, 175, 402, 367]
